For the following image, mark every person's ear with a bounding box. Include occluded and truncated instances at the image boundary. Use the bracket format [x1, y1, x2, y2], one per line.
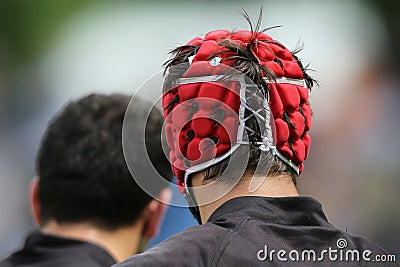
[30, 177, 42, 226]
[142, 188, 171, 239]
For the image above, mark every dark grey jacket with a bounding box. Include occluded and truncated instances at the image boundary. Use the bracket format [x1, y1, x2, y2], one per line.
[116, 196, 397, 267]
[0, 232, 116, 267]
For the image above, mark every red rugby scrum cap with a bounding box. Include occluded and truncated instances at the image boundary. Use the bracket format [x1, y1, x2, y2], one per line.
[162, 29, 315, 193]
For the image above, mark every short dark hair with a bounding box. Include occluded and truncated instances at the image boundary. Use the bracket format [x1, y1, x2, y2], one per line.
[36, 93, 172, 230]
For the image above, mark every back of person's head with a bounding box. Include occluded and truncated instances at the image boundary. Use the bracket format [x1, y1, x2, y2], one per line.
[36, 93, 172, 230]
[161, 10, 316, 222]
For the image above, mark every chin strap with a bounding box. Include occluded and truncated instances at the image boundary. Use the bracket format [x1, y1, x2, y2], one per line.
[184, 177, 203, 224]
[185, 193, 202, 224]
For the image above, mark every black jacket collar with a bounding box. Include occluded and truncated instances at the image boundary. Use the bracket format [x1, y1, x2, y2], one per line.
[208, 196, 330, 227]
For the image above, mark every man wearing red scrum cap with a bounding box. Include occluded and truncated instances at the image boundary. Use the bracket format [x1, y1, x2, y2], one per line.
[117, 12, 397, 267]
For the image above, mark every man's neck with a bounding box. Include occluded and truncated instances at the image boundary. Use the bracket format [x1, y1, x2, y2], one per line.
[41, 219, 144, 262]
[198, 174, 299, 224]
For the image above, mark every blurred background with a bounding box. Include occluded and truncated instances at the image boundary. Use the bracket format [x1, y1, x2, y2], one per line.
[0, 0, 399, 258]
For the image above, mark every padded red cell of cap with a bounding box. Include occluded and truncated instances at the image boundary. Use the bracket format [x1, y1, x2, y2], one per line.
[162, 29, 313, 185]
[222, 86, 241, 113]
[187, 37, 204, 46]
[292, 139, 305, 165]
[229, 30, 253, 43]
[182, 61, 215, 77]
[278, 141, 293, 159]
[268, 83, 284, 118]
[256, 32, 273, 41]
[189, 138, 218, 166]
[192, 117, 214, 137]
[284, 61, 304, 78]
[275, 119, 289, 146]
[264, 61, 284, 77]
[277, 84, 300, 112]
[205, 30, 230, 41]
[301, 103, 312, 131]
[289, 111, 306, 138]
[193, 40, 222, 61]
[178, 83, 200, 102]
[197, 83, 226, 102]
[187, 138, 201, 161]
[302, 133, 311, 159]
[297, 86, 309, 103]
[257, 44, 275, 61]
[164, 123, 175, 149]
